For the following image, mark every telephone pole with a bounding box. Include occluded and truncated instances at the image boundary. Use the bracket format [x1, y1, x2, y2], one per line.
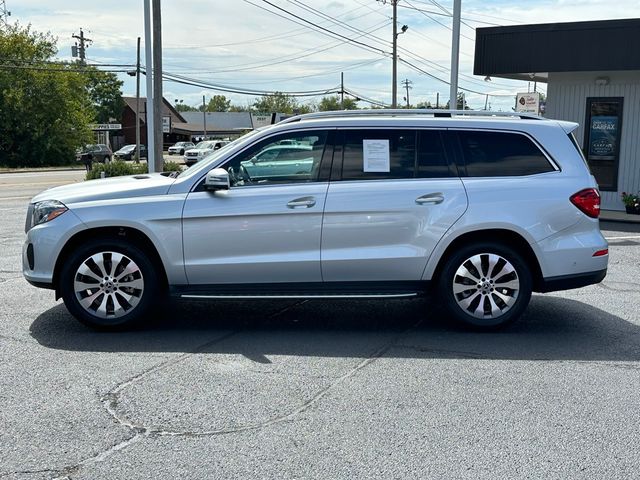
[341, 72, 344, 109]
[71, 29, 92, 65]
[151, 0, 163, 172]
[135, 37, 141, 163]
[378, 1, 406, 109]
[401, 79, 412, 107]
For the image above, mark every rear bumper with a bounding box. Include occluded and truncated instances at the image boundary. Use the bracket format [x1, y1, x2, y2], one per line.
[537, 268, 607, 293]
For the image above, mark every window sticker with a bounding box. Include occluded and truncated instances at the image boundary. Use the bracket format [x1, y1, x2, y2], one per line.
[363, 139, 390, 172]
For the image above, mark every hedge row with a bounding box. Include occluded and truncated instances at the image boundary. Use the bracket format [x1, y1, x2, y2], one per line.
[85, 160, 184, 180]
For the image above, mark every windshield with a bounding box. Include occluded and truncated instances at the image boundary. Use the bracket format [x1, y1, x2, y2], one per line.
[194, 141, 211, 149]
[120, 145, 135, 152]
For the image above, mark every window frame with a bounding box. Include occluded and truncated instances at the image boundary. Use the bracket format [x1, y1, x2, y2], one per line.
[331, 127, 457, 182]
[450, 128, 559, 178]
[195, 128, 336, 192]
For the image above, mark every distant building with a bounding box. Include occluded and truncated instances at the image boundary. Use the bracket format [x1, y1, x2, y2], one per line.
[474, 18, 640, 211]
[120, 97, 186, 148]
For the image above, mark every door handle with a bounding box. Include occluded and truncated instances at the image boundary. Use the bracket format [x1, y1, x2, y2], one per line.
[287, 197, 316, 208]
[415, 193, 444, 205]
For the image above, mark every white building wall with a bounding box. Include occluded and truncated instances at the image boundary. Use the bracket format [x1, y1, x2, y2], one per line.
[546, 70, 640, 211]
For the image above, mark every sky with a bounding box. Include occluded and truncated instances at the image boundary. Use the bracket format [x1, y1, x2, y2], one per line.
[9, 0, 640, 112]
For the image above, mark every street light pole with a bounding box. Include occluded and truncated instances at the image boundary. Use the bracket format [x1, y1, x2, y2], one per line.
[392, 0, 398, 108]
[143, 0, 155, 172]
[449, 0, 461, 110]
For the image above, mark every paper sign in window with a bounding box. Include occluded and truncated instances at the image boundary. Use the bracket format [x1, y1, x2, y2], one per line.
[363, 139, 390, 172]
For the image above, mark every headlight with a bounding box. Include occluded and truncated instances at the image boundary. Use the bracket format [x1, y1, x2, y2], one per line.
[28, 200, 68, 231]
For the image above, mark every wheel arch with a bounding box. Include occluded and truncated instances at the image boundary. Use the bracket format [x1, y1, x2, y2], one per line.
[52, 226, 168, 299]
[428, 228, 544, 292]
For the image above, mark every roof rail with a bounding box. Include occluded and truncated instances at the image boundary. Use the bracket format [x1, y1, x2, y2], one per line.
[278, 109, 543, 124]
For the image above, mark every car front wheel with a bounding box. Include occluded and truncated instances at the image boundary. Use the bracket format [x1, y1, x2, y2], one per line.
[437, 243, 532, 330]
[60, 238, 161, 330]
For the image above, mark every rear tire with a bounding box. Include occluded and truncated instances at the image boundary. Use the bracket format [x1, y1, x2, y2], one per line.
[60, 238, 162, 330]
[437, 242, 532, 330]
[104, 156, 111, 163]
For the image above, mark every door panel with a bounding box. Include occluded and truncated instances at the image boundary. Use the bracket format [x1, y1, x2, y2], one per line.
[321, 128, 467, 282]
[183, 183, 328, 284]
[321, 179, 467, 281]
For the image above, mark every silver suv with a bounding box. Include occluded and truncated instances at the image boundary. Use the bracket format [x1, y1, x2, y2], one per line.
[23, 110, 608, 330]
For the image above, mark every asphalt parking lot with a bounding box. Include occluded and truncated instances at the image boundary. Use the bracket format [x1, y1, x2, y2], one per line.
[1, 173, 640, 479]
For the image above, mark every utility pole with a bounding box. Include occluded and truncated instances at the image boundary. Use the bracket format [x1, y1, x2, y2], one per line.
[71, 28, 92, 65]
[143, 0, 155, 172]
[401, 79, 412, 108]
[152, 0, 163, 173]
[135, 37, 141, 163]
[378, 1, 406, 108]
[436, 92, 440, 109]
[0, 1, 11, 28]
[449, 0, 461, 111]
[341, 72, 344, 109]
[203, 95, 207, 140]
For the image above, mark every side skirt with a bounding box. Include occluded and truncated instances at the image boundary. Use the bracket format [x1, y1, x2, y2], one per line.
[170, 281, 431, 299]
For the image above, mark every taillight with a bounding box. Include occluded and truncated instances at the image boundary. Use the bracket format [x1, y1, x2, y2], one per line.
[570, 188, 600, 218]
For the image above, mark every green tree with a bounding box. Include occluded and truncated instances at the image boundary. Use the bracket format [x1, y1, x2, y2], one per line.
[206, 95, 231, 112]
[445, 92, 470, 110]
[0, 24, 93, 167]
[85, 67, 124, 123]
[174, 102, 198, 112]
[317, 95, 358, 111]
[252, 92, 312, 114]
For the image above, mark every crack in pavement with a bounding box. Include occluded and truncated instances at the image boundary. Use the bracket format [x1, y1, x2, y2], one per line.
[0, 468, 57, 477]
[45, 299, 310, 477]
[48, 313, 423, 477]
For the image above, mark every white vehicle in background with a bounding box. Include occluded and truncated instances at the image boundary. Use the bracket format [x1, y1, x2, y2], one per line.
[168, 141, 195, 156]
[183, 140, 229, 166]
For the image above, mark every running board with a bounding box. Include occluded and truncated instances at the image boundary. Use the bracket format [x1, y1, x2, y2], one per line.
[180, 292, 418, 300]
[171, 281, 430, 299]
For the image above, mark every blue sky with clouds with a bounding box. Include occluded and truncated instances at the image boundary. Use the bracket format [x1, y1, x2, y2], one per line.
[10, 0, 640, 111]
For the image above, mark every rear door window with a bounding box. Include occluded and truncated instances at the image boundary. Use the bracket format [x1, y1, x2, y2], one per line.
[341, 130, 416, 180]
[456, 131, 554, 177]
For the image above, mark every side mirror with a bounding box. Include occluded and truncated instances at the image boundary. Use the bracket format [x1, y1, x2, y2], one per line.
[204, 168, 230, 191]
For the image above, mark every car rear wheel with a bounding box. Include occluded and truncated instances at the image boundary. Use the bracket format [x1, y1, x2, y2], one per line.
[60, 238, 161, 330]
[437, 242, 532, 330]
[104, 156, 111, 163]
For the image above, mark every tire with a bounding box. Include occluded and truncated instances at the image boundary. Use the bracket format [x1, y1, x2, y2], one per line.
[180, 149, 185, 155]
[59, 238, 162, 330]
[437, 242, 532, 330]
[104, 156, 111, 163]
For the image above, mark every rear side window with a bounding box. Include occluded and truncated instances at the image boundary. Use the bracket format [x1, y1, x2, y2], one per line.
[457, 131, 554, 177]
[342, 130, 416, 180]
[417, 130, 454, 178]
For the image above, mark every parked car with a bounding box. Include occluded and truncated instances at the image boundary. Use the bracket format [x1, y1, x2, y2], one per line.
[184, 140, 229, 166]
[241, 144, 313, 178]
[23, 110, 608, 331]
[114, 144, 147, 161]
[168, 141, 195, 156]
[76, 144, 112, 170]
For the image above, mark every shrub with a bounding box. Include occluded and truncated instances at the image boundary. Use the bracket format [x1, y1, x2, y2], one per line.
[85, 161, 147, 180]
[85, 160, 184, 180]
[163, 160, 184, 173]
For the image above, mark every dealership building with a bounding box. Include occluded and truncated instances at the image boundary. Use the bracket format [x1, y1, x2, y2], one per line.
[474, 18, 640, 211]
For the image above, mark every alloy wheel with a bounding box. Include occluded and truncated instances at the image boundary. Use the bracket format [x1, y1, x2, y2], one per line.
[452, 253, 520, 320]
[73, 251, 144, 319]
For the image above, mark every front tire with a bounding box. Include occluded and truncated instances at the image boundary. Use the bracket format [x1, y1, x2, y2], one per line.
[437, 243, 532, 330]
[60, 238, 161, 330]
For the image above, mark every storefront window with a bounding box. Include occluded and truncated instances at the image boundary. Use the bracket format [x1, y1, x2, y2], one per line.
[583, 97, 624, 191]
